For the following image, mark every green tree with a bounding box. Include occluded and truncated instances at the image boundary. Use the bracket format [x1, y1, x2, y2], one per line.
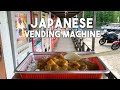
[83, 11, 120, 28]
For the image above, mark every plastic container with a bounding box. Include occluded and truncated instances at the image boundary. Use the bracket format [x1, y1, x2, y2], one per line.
[15, 52, 110, 79]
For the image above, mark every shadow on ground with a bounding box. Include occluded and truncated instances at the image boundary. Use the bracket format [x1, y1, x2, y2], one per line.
[100, 44, 112, 48]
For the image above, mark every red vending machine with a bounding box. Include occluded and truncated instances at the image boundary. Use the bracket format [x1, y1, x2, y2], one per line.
[41, 11, 52, 52]
[30, 11, 43, 52]
[31, 11, 52, 52]
[51, 15, 58, 50]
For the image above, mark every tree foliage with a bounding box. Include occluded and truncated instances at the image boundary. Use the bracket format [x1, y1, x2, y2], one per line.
[83, 11, 120, 27]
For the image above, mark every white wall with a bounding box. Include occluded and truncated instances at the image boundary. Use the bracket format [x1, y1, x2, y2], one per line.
[0, 11, 14, 79]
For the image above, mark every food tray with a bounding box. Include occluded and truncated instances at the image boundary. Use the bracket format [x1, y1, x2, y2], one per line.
[15, 52, 110, 79]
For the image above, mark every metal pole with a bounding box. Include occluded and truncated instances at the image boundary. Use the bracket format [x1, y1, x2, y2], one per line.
[92, 11, 96, 51]
[82, 11, 84, 18]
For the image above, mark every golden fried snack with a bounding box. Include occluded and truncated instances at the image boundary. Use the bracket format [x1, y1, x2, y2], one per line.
[68, 66, 79, 71]
[37, 60, 46, 70]
[55, 54, 64, 60]
[59, 64, 68, 70]
[52, 57, 59, 63]
[57, 60, 68, 67]
[79, 64, 88, 70]
[59, 54, 65, 60]
[68, 61, 80, 69]
[36, 54, 99, 71]
[77, 60, 88, 70]
[45, 65, 52, 71]
[46, 59, 56, 65]
[51, 64, 60, 70]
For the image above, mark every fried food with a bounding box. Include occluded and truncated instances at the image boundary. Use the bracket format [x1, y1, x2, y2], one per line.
[51, 65, 60, 70]
[36, 54, 99, 71]
[46, 59, 56, 65]
[52, 57, 59, 63]
[45, 65, 52, 71]
[77, 60, 88, 70]
[37, 60, 46, 70]
[57, 60, 68, 67]
[59, 54, 65, 60]
[60, 65, 68, 70]
[68, 61, 80, 69]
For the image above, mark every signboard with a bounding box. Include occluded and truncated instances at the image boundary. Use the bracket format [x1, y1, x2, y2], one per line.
[15, 13, 28, 48]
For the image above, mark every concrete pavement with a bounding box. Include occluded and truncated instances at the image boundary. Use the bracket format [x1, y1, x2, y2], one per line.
[83, 37, 120, 79]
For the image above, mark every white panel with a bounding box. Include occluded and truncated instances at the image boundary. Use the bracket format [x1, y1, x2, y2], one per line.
[10, 11, 31, 67]
[0, 11, 14, 79]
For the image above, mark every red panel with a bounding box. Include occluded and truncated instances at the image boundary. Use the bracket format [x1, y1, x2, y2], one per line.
[30, 11, 34, 52]
[20, 74, 102, 79]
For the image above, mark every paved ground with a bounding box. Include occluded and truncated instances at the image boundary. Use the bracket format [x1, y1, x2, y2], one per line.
[53, 37, 76, 52]
[83, 37, 120, 79]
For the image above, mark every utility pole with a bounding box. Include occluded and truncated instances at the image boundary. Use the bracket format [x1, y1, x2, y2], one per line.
[92, 11, 96, 51]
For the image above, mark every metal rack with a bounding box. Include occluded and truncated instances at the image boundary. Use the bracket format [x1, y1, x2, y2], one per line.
[71, 37, 92, 52]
